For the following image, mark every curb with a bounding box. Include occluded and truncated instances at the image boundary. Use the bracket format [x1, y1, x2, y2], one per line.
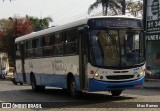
[0, 76, 12, 81]
[144, 79, 160, 89]
[145, 79, 160, 82]
[143, 86, 160, 89]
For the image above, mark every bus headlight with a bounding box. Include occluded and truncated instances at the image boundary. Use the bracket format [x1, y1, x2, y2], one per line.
[139, 70, 145, 77]
[95, 73, 99, 77]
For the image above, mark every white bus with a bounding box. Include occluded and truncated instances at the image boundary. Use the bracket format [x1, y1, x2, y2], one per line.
[15, 16, 145, 97]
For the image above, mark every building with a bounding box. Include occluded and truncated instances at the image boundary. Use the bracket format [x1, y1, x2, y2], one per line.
[0, 53, 9, 75]
[146, 35, 160, 79]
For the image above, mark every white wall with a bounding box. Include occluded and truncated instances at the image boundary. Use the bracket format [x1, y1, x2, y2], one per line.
[0, 53, 9, 74]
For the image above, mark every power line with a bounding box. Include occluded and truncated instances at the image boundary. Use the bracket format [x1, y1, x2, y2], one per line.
[52, 1, 100, 25]
[52, 0, 80, 15]
[50, 0, 104, 25]
[54, 11, 88, 25]
[54, 8, 104, 25]
[52, 0, 90, 17]
[52, 0, 92, 19]
[54, 7, 103, 25]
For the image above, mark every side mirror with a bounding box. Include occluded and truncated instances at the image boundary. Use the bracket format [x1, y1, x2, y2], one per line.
[78, 25, 89, 32]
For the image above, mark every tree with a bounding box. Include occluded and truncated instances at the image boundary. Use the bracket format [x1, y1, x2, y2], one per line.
[0, 15, 53, 66]
[27, 15, 53, 31]
[126, 0, 143, 17]
[121, 0, 126, 15]
[0, 16, 33, 66]
[15, 18, 33, 36]
[88, 0, 143, 16]
[88, 0, 121, 16]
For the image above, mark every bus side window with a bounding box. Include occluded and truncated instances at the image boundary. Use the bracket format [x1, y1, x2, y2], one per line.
[26, 40, 34, 58]
[43, 35, 53, 57]
[34, 38, 43, 57]
[64, 29, 77, 55]
[16, 44, 21, 60]
[53, 33, 63, 56]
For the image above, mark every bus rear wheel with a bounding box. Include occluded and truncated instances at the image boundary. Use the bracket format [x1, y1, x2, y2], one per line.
[31, 75, 45, 91]
[111, 90, 122, 96]
[20, 82, 23, 85]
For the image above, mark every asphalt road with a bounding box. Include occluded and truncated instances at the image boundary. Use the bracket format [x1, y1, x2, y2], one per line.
[0, 80, 160, 111]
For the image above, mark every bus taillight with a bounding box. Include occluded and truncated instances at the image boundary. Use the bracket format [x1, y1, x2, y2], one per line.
[135, 84, 142, 88]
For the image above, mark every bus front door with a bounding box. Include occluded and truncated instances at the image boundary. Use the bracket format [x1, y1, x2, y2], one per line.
[20, 43, 26, 83]
[79, 31, 88, 90]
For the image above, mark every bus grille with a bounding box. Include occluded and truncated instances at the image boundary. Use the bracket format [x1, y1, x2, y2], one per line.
[106, 75, 134, 80]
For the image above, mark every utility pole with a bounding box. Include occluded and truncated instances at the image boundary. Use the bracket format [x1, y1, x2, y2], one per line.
[0, 53, 2, 75]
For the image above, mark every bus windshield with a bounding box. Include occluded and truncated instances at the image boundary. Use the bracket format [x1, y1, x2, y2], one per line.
[89, 28, 145, 68]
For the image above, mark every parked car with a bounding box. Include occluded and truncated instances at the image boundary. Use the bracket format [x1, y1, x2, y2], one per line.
[0, 73, 5, 79]
[8, 67, 14, 76]
[11, 72, 23, 85]
[8, 67, 23, 85]
[0, 68, 7, 79]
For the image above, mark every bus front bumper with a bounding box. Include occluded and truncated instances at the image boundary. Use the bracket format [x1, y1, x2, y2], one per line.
[88, 77, 145, 92]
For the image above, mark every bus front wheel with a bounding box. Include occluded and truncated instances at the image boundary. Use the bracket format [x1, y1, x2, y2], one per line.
[69, 78, 81, 98]
[111, 90, 122, 96]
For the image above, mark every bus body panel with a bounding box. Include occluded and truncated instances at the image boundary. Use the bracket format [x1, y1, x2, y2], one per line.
[87, 64, 145, 91]
[16, 55, 81, 90]
[88, 77, 144, 91]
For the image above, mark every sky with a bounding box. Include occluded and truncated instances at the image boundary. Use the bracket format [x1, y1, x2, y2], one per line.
[0, 0, 97, 26]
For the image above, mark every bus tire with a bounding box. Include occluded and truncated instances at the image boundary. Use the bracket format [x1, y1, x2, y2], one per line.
[111, 90, 122, 96]
[31, 74, 45, 91]
[20, 82, 23, 85]
[69, 78, 80, 98]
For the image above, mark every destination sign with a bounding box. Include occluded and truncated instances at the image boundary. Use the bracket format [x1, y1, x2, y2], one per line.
[88, 18, 141, 29]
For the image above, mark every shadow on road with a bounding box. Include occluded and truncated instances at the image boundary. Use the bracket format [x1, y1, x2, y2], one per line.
[0, 88, 136, 108]
[0, 80, 137, 108]
[0, 87, 134, 101]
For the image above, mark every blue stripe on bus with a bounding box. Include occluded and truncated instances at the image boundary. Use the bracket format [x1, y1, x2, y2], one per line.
[88, 77, 145, 91]
[16, 73, 80, 90]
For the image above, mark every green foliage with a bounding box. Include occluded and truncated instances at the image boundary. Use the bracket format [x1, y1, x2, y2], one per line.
[126, 1, 143, 17]
[88, 0, 143, 16]
[26, 15, 53, 31]
[0, 15, 53, 66]
[88, 0, 121, 16]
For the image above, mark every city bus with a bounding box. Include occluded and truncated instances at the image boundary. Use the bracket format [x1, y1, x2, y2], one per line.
[15, 16, 145, 97]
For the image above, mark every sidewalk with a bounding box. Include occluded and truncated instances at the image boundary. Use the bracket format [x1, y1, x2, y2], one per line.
[1, 75, 12, 81]
[144, 79, 160, 89]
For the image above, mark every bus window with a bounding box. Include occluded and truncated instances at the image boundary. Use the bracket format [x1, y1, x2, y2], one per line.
[26, 40, 34, 58]
[64, 29, 77, 55]
[34, 38, 43, 57]
[15, 44, 21, 60]
[43, 35, 53, 57]
[53, 33, 63, 56]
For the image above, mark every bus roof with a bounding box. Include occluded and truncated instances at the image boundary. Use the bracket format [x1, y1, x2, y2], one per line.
[15, 16, 140, 43]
